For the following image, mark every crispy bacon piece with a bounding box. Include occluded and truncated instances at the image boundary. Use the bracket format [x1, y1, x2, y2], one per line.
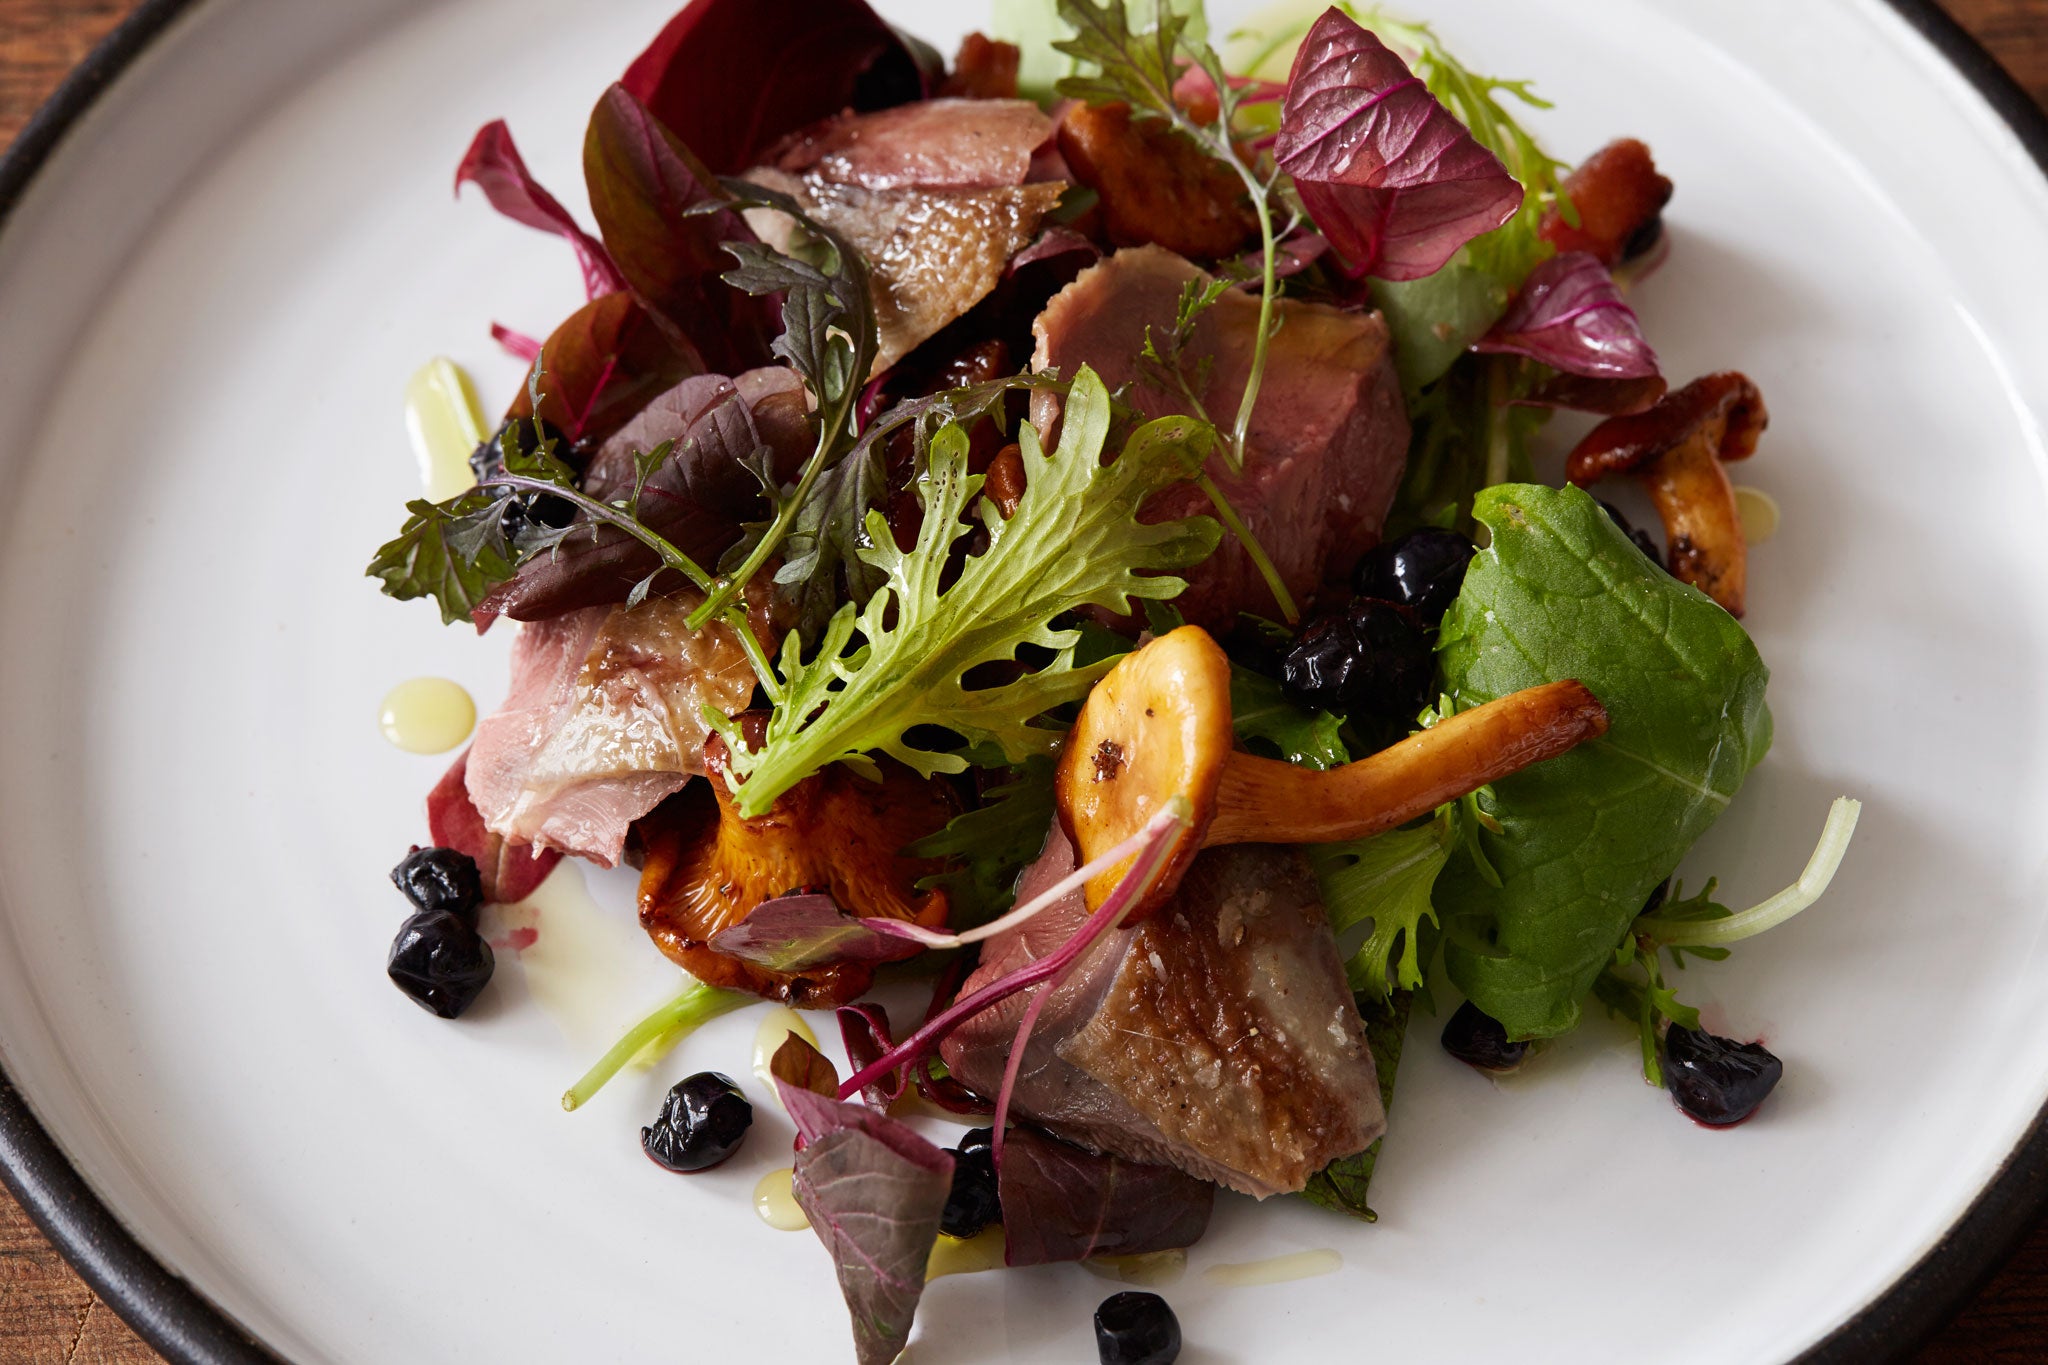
[940, 34, 1021, 100]
[635, 737, 956, 1006]
[1567, 372, 1767, 616]
[1056, 102, 1257, 260]
[1540, 138, 1674, 267]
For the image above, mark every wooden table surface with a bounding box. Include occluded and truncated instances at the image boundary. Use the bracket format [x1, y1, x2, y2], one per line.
[3, 1, 2048, 1361]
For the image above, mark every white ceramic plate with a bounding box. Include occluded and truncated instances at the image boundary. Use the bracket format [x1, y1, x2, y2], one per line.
[4, 1, 2048, 1361]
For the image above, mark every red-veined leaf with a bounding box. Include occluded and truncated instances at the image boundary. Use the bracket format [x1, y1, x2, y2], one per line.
[1276, 9, 1522, 281]
[455, 120, 627, 299]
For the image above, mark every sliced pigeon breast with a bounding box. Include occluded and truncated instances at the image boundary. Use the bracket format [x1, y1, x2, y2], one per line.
[770, 98, 1055, 191]
[1031, 244, 1410, 628]
[745, 97, 1066, 376]
[745, 169, 1064, 377]
[941, 828, 1385, 1198]
[465, 594, 755, 866]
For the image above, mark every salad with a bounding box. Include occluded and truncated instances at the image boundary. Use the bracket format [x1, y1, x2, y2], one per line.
[367, 1, 1861, 1360]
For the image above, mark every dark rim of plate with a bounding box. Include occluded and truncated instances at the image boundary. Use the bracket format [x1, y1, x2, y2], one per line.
[1, 2, 2045, 1362]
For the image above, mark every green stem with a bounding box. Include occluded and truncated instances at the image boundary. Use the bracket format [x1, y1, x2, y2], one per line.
[684, 404, 850, 632]
[1226, 170, 1279, 476]
[1196, 471, 1298, 624]
[1481, 358, 1514, 490]
[728, 612, 784, 706]
[491, 474, 714, 594]
[560, 982, 752, 1112]
[1635, 798, 1862, 948]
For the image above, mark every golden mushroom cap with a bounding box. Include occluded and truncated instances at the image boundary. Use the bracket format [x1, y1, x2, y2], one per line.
[1056, 625, 1234, 916]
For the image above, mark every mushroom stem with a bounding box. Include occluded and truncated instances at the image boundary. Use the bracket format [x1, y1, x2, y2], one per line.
[1203, 680, 1610, 846]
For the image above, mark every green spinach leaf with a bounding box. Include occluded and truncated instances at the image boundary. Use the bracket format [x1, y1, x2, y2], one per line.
[1435, 484, 1771, 1039]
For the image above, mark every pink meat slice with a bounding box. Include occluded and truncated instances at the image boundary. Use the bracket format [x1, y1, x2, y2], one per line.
[940, 826, 1385, 1199]
[425, 751, 560, 905]
[464, 596, 756, 867]
[747, 99, 1065, 375]
[770, 98, 1054, 190]
[1031, 244, 1410, 628]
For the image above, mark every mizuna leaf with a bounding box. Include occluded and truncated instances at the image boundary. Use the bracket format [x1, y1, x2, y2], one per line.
[1475, 250, 1658, 379]
[1436, 484, 1772, 1039]
[583, 84, 780, 376]
[1275, 8, 1523, 281]
[777, 1082, 954, 1365]
[365, 487, 518, 626]
[620, 0, 933, 175]
[720, 366, 1221, 817]
[1311, 807, 1454, 999]
[454, 120, 627, 300]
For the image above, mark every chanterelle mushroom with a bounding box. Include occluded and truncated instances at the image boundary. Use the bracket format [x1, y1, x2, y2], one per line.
[1566, 371, 1768, 616]
[636, 734, 955, 1006]
[1056, 626, 1608, 915]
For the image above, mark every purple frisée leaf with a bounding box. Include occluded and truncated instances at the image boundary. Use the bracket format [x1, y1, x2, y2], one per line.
[777, 1082, 955, 1365]
[1275, 9, 1522, 282]
[839, 1003, 907, 1107]
[620, 0, 934, 175]
[708, 893, 928, 975]
[998, 1125, 1214, 1267]
[455, 121, 629, 300]
[583, 85, 781, 377]
[772, 1032, 842, 1101]
[1474, 250, 1660, 379]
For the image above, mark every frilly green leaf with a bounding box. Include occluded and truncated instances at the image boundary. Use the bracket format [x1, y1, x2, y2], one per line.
[719, 366, 1221, 817]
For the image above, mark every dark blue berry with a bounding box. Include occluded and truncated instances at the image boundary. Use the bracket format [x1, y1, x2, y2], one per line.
[390, 847, 483, 928]
[1095, 1291, 1181, 1365]
[469, 418, 578, 536]
[1663, 1026, 1783, 1127]
[1600, 500, 1663, 562]
[1280, 600, 1433, 719]
[1353, 528, 1478, 626]
[642, 1072, 753, 1172]
[387, 909, 494, 1019]
[1440, 1000, 1529, 1073]
[955, 1126, 995, 1156]
[940, 1143, 1002, 1238]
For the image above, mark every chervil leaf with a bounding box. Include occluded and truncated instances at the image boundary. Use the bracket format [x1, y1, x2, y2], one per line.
[906, 757, 1059, 928]
[720, 366, 1221, 817]
[1052, 0, 1189, 116]
[366, 490, 517, 626]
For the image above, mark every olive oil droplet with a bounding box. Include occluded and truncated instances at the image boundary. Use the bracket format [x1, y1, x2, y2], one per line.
[1734, 485, 1780, 545]
[378, 677, 476, 754]
[404, 357, 487, 501]
[754, 1168, 808, 1231]
[1202, 1248, 1343, 1288]
[753, 1006, 820, 1104]
[926, 1228, 1006, 1280]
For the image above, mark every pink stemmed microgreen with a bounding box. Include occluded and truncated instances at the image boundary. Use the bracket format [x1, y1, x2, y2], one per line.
[833, 800, 1191, 1108]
